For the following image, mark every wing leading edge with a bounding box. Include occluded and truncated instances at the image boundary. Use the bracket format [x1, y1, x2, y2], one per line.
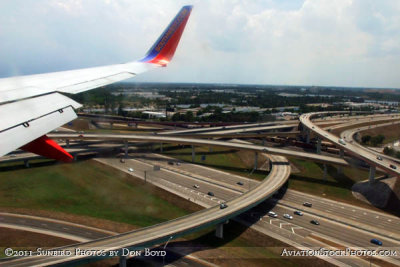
[0, 5, 193, 160]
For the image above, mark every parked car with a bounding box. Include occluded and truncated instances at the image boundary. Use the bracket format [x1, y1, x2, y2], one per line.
[220, 203, 228, 209]
[268, 211, 278, 218]
[294, 210, 303, 216]
[237, 181, 244, 186]
[303, 202, 312, 207]
[370, 238, 382, 246]
[208, 192, 214, 196]
[283, 214, 293, 220]
[310, 220, 320, 225]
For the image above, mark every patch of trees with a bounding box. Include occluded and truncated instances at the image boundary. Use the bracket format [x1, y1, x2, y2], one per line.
[383, 147, 400, 159]
[361, 134, 385, 146]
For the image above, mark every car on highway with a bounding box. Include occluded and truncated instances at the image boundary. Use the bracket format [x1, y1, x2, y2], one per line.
[310, 220, 320, 225]
[220, 203, 228, 209]
[303, 202, 312, 207]
[268, 211, 278, 218]
[262, 148, 268, 153]
[207, 191, 214, 196]
[390, 164, 397, 169]
[237, 181, 244, 186]
[376, 156, 382, 160]
[9, 154, 16, 158]
[338, 138, 346, 145]
[120, 158, 125, 163]
[193, 184, 199, 189]
[283, 214, 293, 220]
[294, 210, 303, 216]
[176, 162, 181, 166]
[370, 238, 382, 246]
[128, 168, 134, 172]
[168, 161, 174, 165]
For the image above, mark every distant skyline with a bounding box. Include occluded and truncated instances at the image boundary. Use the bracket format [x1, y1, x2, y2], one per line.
[1, 0, 400, 88]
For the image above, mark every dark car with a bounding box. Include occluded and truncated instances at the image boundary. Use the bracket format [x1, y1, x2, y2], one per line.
[390, 164, 397, 169]
[220, 203, 228, 209]
[303, 202, 312, 207]
[370, 238, 382, 246]
[310, 220, 320, 225]
[294, 210, 303, 216]
[168, 161, 174, 165]
[237, 181, 244, 186]
[208, 192, 214, 196]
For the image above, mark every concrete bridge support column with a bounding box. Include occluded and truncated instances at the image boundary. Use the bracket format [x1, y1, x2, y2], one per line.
[316, 137, 321, 154]
[369, 165, 376, 184]
[306, 129, 310, 144]
[215, 223, 224, 239]
[323, 164, 327, 181]
[24, 160, 29, 168]
[124, 141, 128, 157]
[119, 255, 127, 267]
[254, 152, 258, 170]
[66, 139, 70, 148]
[160, 143, 163, 153]
[192, 145, 195, 162]
[339, 149, 344, 158]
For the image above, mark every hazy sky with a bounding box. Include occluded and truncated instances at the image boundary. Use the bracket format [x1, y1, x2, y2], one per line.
[1, 0, 400, 88]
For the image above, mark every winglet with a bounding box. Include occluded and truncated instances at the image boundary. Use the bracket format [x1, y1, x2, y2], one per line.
[140, 5, 193, 66]
[21, 135, 73, 163]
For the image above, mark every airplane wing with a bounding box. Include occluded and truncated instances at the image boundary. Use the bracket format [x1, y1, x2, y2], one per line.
[0, 5, 193, 161]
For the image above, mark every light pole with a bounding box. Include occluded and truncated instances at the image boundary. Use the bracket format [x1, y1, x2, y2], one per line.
[163, 236, 173, 265]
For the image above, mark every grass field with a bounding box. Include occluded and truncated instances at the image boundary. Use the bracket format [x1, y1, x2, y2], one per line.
[360, 123, 400, 145]
[160, 144, 268, 181]
[0, 160, 192, 227]
[288, 157, 375, 206]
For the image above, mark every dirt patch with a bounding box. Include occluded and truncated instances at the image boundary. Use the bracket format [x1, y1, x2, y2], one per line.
[0, 227, 76, 248]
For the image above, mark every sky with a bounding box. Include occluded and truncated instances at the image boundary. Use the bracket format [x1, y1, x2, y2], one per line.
[1, 0, 400, 88]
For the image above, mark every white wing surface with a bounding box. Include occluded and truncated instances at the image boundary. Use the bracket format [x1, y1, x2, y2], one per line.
[0, 5, 193, 160]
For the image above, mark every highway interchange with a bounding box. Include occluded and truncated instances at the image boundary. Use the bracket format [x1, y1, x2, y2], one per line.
[1, 112, 400, 266]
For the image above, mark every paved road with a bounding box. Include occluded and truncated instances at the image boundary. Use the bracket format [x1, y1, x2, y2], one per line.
[112, 153, 400, 266]
[300, 112, 400, 176]
[341, 121, 400, 164]
[1, 150, 290, 266]
[49, 133, 350, 166]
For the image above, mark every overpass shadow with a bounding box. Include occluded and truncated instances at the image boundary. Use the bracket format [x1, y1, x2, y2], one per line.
[352, 179, 400, 216]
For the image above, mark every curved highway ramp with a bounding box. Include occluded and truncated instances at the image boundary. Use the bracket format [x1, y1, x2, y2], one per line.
[1, 156, 290, 266]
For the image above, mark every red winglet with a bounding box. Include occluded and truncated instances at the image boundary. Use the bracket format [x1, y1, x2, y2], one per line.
[21, 135, 73, 163]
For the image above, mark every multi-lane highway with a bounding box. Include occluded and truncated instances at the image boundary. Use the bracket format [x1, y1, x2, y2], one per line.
[1, 146, 291, 266]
